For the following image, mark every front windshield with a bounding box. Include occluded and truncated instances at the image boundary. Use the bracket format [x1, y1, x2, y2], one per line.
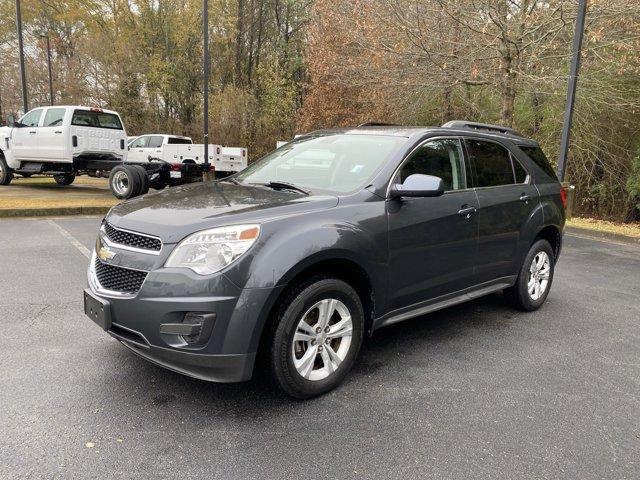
[235, 134, 406, 193]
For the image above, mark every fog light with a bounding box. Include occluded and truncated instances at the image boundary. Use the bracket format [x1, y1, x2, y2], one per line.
[160, 313, 216, 346]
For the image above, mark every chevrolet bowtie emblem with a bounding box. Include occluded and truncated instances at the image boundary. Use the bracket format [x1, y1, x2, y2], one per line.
[97, 245, 116, 262]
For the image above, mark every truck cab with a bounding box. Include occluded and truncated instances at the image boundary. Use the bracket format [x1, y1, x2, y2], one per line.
[0, 106, 127, 185]
[127, 134, 193, 163]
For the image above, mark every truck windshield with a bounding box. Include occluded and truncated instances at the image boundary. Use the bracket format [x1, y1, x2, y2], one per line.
[71, 110, 123, 130]
[235, 134, 405, 194]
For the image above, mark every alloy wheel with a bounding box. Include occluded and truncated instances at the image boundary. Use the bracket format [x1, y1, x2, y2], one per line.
[291, 298, 353, 381]
[528, 251, 551, 301]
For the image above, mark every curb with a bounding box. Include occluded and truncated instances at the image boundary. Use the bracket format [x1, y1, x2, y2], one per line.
[565, 225, 640, 245]
[0, 206, 111, 218]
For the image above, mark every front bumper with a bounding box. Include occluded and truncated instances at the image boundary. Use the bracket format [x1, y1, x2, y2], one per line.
[85, 244, 280, 383]
[119, 338, 256, 383]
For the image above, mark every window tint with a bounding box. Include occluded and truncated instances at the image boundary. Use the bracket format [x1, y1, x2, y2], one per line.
[130, 137, 148, 148]
[147, 136, 164, 148]
[20, 109, 43, 127]
[43, 108, 66, 127]
[399, 139, 465, 191]
[71, 110, 123, 130]
[519, 146, 557, 180]
[513, 159, 529, 183]
[167, 137, 193, 145]
[466, 140, 515, 187]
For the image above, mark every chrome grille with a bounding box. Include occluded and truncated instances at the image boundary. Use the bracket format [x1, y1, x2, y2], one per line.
[103, 223, 162, 252]
[94, 258, 148, 293]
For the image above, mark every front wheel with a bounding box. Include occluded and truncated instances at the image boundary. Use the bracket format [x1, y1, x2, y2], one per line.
[269, 277, 364, 399]
[53, 173, 76, 185]
[0, 155, 13, 186]
[504, 239, 555, 311]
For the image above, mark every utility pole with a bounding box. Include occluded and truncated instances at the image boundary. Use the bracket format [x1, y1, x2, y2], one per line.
[557, 0, 587, 182]
[15, 0, 28, 113]
[41, 35, 54, 106]
[203, 0, 210, 171]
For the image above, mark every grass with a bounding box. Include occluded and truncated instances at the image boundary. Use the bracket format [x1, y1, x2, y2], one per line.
[0, 176, 118, 210]
[568, 216, 640, 239]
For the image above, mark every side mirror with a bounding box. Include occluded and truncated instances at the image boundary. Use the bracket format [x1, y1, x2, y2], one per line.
[7, 114, 16, 127]
[390, 174, 445, 198]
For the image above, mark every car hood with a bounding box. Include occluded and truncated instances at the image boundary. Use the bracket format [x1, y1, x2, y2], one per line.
[106, 181, 339, 243]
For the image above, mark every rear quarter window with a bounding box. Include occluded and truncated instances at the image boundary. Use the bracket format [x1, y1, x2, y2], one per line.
[518, 146, 557, 180]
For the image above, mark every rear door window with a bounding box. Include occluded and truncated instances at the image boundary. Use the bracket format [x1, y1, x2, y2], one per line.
[43, 108, 66, 127]
[519, 146, 557, 180]
[513, 159, 529, 183]
[20, 109, 44, 127]
[72, 110, 123, 130]
[147, 136, 164, 148]
[465, 139, 515, 187]
[167, 137, 192, 145]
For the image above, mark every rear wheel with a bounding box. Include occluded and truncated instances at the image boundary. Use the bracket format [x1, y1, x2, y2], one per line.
[504, 239, 555, 311]
[130, 165, 149, 195]
[109, 165, 141, 199]
[0, 155, 13, 185]
[53, 173, 76, 186]
[269, 277, 364, 399]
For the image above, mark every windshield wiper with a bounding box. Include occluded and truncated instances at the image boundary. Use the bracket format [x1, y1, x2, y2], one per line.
[253, 181, 311, 196]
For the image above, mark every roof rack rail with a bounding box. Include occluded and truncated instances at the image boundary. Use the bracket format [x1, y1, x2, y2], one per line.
[442, 120, 523, 137]
[357, 122, 401, 127]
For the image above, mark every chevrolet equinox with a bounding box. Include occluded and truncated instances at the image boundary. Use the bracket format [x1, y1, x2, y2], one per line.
[84, 121, 566, 398]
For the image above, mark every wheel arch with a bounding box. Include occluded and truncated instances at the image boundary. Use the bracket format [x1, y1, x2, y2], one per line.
[534, 224, 563, 261]
[252, 254, 377, 367]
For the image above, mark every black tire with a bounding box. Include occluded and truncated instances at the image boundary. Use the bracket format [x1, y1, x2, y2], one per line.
[53, 173, 76, 185]
[269, 277, 364, 399]
[504, 239, 555, 311]
[130, 165, 150, 195]
[149, 179, 167, 191]
[109, 165, 141, 200]
[0, 155, 13, 186]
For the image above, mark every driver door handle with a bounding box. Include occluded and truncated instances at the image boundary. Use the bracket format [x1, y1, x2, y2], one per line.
[29, 131, 37, 134]
[54, 130, 62, 134]
[458, 206, 477, 218]
[520, 194, 531, 203]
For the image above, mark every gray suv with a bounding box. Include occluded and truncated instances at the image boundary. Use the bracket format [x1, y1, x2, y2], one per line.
[84, 121, 566, 398]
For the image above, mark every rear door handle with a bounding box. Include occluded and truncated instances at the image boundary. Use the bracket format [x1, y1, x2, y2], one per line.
[458, 206, 477, 218]
[29, 131, 37, 134]
[54, 130, 62, 134]
[520, 194, 531, 203]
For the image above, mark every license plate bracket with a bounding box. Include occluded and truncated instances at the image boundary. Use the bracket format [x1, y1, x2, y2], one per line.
[84, 289, 111, 331]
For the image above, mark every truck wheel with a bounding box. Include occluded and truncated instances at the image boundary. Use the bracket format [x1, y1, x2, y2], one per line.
[53, 173, 76, 186]
[0, 155, 13, 186]
[109, 165, 141, 199]
[269, 277, 364, 399]
[130, 165, 150, 195]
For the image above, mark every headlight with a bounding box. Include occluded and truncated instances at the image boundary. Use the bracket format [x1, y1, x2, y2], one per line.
[165, 224, 260, 275]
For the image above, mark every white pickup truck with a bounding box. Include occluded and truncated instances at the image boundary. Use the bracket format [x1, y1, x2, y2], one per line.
[127, 134, 248, 176]
[0, 106, 128, 187]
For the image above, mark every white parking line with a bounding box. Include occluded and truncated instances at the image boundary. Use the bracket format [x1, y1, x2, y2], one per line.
[47, 219, 91, 259]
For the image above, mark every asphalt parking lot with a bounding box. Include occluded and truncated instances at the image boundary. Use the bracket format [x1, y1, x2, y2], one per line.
[1, 216, 638, 479]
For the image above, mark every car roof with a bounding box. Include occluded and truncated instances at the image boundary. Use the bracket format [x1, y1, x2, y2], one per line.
[306, 121, 539, 146]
